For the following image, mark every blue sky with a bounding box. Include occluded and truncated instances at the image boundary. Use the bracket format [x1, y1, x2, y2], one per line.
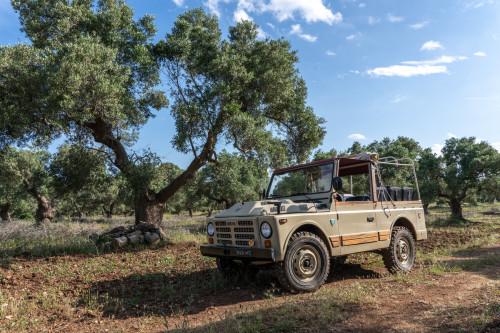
[1, 0, 499, 168]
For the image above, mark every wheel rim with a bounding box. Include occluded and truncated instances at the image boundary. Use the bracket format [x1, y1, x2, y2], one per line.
[396, 238, 411, 265]
[291, 245, 321, 282]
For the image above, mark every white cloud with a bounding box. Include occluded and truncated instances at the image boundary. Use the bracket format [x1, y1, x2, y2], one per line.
[431, 144, 444, 156]
[367, 65, 447, 77]
[447, 132, 457, 138]
[474, 51, 487, 56]
[391, 95, 407, 103]
[172, 0, 184, 6]
[256, 27, 266, 39]
[401, 55, 467, 66]
[421, 41, 443, 51]
[267, 22, 275, 29]
[326, 50, 336, 56]
[204, 0, 232, 17]
[263, 0, 342, 24]
[290, 24, 317, 42]
[234, 8, 252, 21]
[409, 21, 429, 29]
[465, 0, 494, 9]
[346, 33, 361, 40]
[386, 13, 404, 23]
[492, 142, 500, 152]
[348, 134, 367, 140]
[359, 3, 366, 7]
[368, 16, 380, 25]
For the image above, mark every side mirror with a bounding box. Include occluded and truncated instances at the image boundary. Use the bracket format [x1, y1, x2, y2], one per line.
[332, 177, 343, 191]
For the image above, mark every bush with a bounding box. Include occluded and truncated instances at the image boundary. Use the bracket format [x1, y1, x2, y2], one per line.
[19, 212, 34, 220]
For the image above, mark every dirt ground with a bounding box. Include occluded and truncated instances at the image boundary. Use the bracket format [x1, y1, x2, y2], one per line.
[0, 220, 499, 332]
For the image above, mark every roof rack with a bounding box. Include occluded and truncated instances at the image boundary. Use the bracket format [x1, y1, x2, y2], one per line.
[375, 156, 421, 201]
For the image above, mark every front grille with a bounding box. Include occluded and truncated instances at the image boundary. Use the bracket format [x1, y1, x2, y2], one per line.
[238, 221, 253, 226]
[235, 234, 254, 240]
[212, 220, 257, 247]
[234, 227, 253, 233]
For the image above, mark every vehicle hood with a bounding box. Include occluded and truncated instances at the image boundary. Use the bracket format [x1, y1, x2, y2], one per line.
[214, 199, 319, 218]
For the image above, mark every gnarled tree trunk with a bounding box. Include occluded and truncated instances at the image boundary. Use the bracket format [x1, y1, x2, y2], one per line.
[35, 197, 59, 225]
[1, 203, 11, 222]
[134, 190, 166, 226]
[423, 203, 430, 215]
[449, 198, 463, 220]
[103, 202, 115, 218]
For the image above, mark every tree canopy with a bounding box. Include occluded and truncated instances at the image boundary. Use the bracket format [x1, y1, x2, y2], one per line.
[417, 138, 500, 219]
[0, 3, 325, 225]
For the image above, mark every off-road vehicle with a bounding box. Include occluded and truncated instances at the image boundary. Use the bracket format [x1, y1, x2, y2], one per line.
[200, 153, 427, 292]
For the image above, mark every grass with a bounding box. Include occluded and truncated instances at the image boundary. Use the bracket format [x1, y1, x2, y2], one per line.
[0, 205, 498, 332]
[170, 284, 370, 333]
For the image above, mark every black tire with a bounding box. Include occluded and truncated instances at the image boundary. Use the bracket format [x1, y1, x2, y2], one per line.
[216, 258, 240, 279]
[275, 231, 330, 292]
[382, 227, 416, 273]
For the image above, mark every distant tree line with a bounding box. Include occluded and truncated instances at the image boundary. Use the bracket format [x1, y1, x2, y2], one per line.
[1, 136, 499, 223]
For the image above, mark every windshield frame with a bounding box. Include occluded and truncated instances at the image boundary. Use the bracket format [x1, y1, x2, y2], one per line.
[266, 162, 335, 199]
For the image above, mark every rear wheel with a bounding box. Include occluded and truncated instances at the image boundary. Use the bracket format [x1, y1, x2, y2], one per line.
[275, 231, 330, 292]
[382, 227, 416, 273]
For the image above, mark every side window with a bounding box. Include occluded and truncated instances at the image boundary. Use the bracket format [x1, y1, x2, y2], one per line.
[338, 163, 372, 202]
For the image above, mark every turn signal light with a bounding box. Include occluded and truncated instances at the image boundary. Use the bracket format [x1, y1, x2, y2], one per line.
[209, 238, 214, 244]
[279, 219, 287, 224]
[264, 240, 272, 248]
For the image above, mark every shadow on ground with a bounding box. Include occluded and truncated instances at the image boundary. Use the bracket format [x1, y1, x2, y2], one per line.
[79, 262, 382, 320]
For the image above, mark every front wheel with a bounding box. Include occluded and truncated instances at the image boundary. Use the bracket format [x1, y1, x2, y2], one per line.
[275, 231, 330, 292]
[382, 227, 416, 273]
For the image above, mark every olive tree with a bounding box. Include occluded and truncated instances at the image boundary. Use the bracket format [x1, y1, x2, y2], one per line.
[418, 138, 500, 219]
[50, 144, 111, 218]
[0, 3, 324, 225]
[200, 151, 268, 209]
[0, 148, 59, 224]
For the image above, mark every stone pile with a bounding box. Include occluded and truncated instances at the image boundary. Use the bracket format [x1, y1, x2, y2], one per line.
[90, 223, 165, 250]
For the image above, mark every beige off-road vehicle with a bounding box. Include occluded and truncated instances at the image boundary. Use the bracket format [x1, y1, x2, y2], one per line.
[200, 153, 427, 292]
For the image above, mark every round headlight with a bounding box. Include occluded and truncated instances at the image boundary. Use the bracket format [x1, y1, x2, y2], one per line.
[260, 222, 272, 238]
[207, 222, 215, 236]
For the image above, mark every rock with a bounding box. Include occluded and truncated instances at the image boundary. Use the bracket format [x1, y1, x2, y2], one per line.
[112, 236, 128, 250]
[107, 226, 125, 235]
[144, 232, 160, 245]
[127, 233, 144, 245]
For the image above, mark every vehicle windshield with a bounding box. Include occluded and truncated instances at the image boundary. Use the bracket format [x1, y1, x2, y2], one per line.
[267, 163, 334, 198]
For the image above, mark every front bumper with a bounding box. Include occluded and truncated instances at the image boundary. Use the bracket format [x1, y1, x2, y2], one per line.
[200, 245, 275, 262]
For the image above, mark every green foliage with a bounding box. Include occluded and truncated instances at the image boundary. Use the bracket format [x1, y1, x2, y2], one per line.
[50, 144, 112, 217]
[156, 8, 325, 168]
[19, 212, 34, 220]
[200, 151, 268, 208]
[312, 148, 337, 161]
[417, 137, 500, 218]
[417, 148, 443, 208]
